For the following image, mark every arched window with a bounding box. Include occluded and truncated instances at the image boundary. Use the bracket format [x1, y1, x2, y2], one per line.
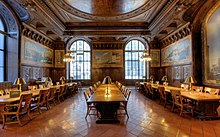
[0, 18, 5, 82]
[69, 40, 91, 80]
[125, 40, 147, 79]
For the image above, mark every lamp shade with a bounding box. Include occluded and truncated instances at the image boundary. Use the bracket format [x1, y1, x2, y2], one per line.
[184, 76, 196, 84]
[161, 76, 167, 82]
[14, 78, 26, 85]
[45, 77, 52, 82]
[60, 76, 66, 81]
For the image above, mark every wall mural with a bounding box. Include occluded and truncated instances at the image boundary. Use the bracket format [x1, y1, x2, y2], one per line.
[161, 35, 192, 67]
[21, 36, 53, 67]
[150, 49, 160, 67]
[92, 50, 123, 68]
[55, 50, 65, 68]
[204, 5, 220, 85]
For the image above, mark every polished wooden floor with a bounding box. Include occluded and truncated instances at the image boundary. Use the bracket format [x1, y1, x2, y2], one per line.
[1, 87, 220, 137]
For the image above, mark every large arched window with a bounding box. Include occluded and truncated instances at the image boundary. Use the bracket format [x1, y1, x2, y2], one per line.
[0, 18, 5, 82]
[69, 40, 91, 80]
[125, 40, 147, 79]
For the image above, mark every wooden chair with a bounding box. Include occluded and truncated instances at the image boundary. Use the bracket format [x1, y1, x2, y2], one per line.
[204, 87, 219, 95]
[47, 87, 57, 108]
[135, 81, 141, 91]
[83, 90, 97, 119]
[118, 90, 131, 118]
[31, 89, 49, 114]
[89, 86, 95, 95]
[77, 82, 82, 91]
[0, 89, 4, 96]
[1, 93, 33, 129]
[57, 85, 65, 102]
[192, 85, 203, 92]
[158, 86, 169, 107]
[170, 90, 193, 116]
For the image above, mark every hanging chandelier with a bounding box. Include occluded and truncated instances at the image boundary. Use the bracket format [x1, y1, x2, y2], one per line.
[140, 50, 152, 61]
[63, 51, 75, 62]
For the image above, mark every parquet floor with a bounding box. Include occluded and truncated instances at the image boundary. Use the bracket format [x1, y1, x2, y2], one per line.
[1, 87, 220, 137]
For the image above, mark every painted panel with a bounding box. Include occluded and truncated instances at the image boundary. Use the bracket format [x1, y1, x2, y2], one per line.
[161, 35, 192, 67]
[150, 49, 160, 67]
[92, 50, 123, 68]
[21, 36, 53, 67]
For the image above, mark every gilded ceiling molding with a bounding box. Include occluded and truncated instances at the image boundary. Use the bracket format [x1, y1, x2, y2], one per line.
[160, 23, 191, 47]
[22, 26, 54, 48]
[53, 0, 160, 21]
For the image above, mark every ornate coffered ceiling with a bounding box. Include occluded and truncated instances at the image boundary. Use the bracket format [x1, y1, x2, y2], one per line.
[6, 0, 203, 43]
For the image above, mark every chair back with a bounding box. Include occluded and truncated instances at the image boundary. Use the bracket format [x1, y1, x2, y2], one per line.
[19, 93, 33, 112]
[38, 89, 49, 104]
[170, 90, 182, 106]
[125, 90, 131, 100]
[191, 85, 203, 92]
[158, 86, 166, 99]
[83, 90, 90, 101]
[48, 87, 56, 100]
[204, 87, 219, 95]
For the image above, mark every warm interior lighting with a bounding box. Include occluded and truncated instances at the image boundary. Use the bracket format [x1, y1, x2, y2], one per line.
[161, 76, 168, 86]
[140, 50, 152, 61]
[184, 76, 196, 90]
[63, 51, 75, 62]
[14, 78, 26, 91]
[45, 77, 52, 87]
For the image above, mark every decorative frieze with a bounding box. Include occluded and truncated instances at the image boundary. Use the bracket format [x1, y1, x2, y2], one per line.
[160, 23, 191, 48]
[22, 26, 54, 48]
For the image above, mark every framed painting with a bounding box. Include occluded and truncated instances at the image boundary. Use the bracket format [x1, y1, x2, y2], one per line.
[55, 50, 65, 68]
[21, 36, 53, 67]
[161, 35, 192, 67]
[150, 49, 160, 67]
[203, 6, 220, 85]
[92, 50, 123, 68]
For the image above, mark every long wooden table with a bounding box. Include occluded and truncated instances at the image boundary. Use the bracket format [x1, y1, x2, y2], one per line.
[87, 84, 126, 123]
[140, 82, 220, 120]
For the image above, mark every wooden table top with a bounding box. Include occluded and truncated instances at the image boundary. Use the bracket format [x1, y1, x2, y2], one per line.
[0, 89, 44, 104]
[87, 84, 126, 103]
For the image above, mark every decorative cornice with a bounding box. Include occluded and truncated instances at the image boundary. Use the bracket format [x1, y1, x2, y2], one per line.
[92, 41, 124, 50]
[160, 23, 191, 48]
[22, 24, 54, 48]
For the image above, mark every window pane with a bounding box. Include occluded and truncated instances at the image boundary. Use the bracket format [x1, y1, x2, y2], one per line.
[0, 51, 3, 66]
[132, 40, 138, 50]
[84, 52, 90, 61]
[0, 67, 3, 82]
[0, 19, 4, 31]
[125, 42, 131, 50]
[132, 52, 139, 60]
[77, 41, 83, 50]
[125, 52, 131, 61]
[139, 42, 145, 50]
[70, 42, 76, 51]
[0, 34, 4, 50]
[84, 42, 90, 51]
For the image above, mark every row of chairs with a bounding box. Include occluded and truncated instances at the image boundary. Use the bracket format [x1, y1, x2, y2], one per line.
[83, 81, 101, 119]
[1, 83, 78, 129]
[116, 81, 131, 118]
